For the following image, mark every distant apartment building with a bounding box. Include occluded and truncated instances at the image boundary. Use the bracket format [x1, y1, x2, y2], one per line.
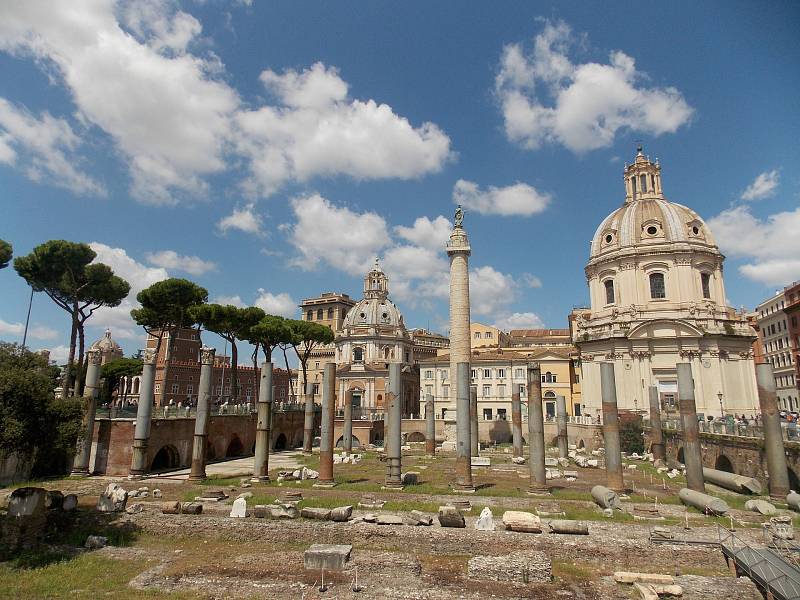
[756, 288, 798, 411]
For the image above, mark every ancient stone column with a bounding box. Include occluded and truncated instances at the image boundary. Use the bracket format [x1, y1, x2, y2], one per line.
[302, 382, 315, 455]
[317, 363, 337, 487]
[511, 383, 523, 458]
[384, 362, 403, 489]
[343, 389, 354, 454]
[677, 362, 704, 493]
[470, 385, 479, 456]
[556, 395, 568, 459]
[71, 348, 103, 476]
[188, 347, 215, 482]
[756, 363, 790, 499]
[129, 348, 157, 479]
[455, 362, 474, 492]
[527, 364, 548, 494]
[600, 363, 624, 491]
[648, 385, 666, 463]
[425, 393, 436, 456]
[252, 360, 273, 482]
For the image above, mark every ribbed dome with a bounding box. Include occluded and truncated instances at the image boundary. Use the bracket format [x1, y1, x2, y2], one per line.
[343, 297, 405, 329]
[90, 328, 122, 353]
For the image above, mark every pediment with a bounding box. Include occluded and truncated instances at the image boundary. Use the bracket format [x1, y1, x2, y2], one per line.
[627, 319, 704, 339]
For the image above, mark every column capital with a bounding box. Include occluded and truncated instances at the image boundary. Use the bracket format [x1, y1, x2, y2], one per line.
[142, 347, 157, 365]
[446, 227, 471, 256]
[86, 348, 103, 365]
[200, 346, 216, 365]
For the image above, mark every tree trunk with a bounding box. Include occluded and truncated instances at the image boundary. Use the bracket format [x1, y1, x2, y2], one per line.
[72, 324, 86, 398]
[230, 339, 239, 404]
[282, 346, 294, 399]
[62, 310, 78, 399]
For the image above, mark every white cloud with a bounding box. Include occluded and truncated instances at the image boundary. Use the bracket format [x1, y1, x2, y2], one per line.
[217, 203, 264, 236]
[288, 193, 390, 275]
[493, 312, 545, 331]
[145, 250, 216, 275]
[0, 98, 104, 195]
[453, 179, 551, 217]
[707, 205, 800, 285]
[522, 273, 543, 288]
[741, 169, 779, 201]
[37, 344, 70, 364]
[213, 295, 245, 308]
[495, 19, 693, 153]
[394, 216, 452, 251]
[0, 1, 238, 204]
[254, 289, 297, 318]
[235, 62, 453, 197]
[0, 319, 58, 340]
[469, 266, 518, 316]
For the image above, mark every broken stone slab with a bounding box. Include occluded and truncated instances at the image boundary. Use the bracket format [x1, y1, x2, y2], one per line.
[614, 572, 674, 585]
[627, 464, 638, 470]
[181, 502, 203, 515]
[331, 506, 353, 522]
[545, 468, 562, 480]
[557, 457, 569, 468]
[376, 514, 404, 525]
[305, 544, 352, 571]
[195, 490, 228, 502]
[471, 456, 491, 467]
[8, 487, 46, 518]
[511, 456, 526, 464]
[634, 583, 683, 599]
[97, 483, 128, 513]
[438, 506, 466, 528]
[562, 470, 578, 478]
[502, 511, 542, 533]
[230, 497, 248, 518]
[650, 527, 674, 540]
[301, 507, 332, 520]
[467, 551, 551, 584]
[744, 499, 777, 516]
[253, 505, 270, 518]
[268, 504, 298, 519]
[769, 516, 794, 540]
[545, 457, 559, 467]
[125, 502, 145, 515]
[549, 520, 588, 535]
[62, 494, 78, 511]
[574, 455, 588, 467]
[45, 490, 64, 510]
[633, 583, 659, 600]
[84, 535, 108, 550]
[401, 472, 419, 485]
[474, 506, 495, 531]
[586, 459, 599, 468]
[449, 499, 472, 512]
[236, 491, 253, 501]
[404, 510, 433, 526]
[535, 501, 564, 517]
[152, 489, 162, 499]
[301, 467, 319, 480]
[591, 485, 621, 510]
[161, 501, 181, 514]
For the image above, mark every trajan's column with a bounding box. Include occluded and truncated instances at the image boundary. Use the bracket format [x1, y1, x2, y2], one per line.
[447, 205, 474, 491]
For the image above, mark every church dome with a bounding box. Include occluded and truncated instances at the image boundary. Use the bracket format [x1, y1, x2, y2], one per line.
[589, 147, 717, 261]
[342, 260, 406, 330]
[90, 328, 122, 353]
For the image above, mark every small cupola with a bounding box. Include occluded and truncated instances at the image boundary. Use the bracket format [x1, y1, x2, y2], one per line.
[623, 146, 663, 203]
[363, 257, 389, 300]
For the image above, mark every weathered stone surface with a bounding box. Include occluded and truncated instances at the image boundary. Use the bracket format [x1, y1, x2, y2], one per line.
[125, 502, 145, 514]
[236, 491, 253, 501]
[62, 494, 78, 511]
[301, 467, 319, 480]
[511, 456, 526, 464]
[614, 572, 674, 585]
[301, 507, 332, 520]
[304, 544, 352, 571]
[474, 506, 495, 531]
[549, 520, 589, 535]
[744, 499, 776, 516]
[467, 551, 551, 584]
[45, 490, 64, 510]
[253, 505, 270, 518]
[8, 487, 46, 517]
[230, 497, 247, 518]
[376, 514, 404, 525]
[471, 456, 490, 467]
[331, 506, 353, 522]
[84, 535, 108, 550]
[591, 485, 621, 510]
[152, 489, 162, 499]
[181, 502, 203, 515]
[161, 501, 181, 514]
[545, 457, 559, 467]
[403, 510, 433, 526]
[401, 472, 419, 485]
[633, 582, 659, 600]
[438, 506, 465, 528]
[97, 483, 128, 513]
[268, 504, 298, 519]
[769, 515, 794, 540]
[502, 511, 542, 533]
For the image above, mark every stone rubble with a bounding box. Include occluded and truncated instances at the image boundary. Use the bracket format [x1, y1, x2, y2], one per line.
[467, 551, 551, 584]
[84, 535, 108, 550]
[229, 497, 247, 518]
[502, 511, 542, 533]
[474, 506, 495, 531]
[437, 506, 465, 528]
[97, 483, 128, 513]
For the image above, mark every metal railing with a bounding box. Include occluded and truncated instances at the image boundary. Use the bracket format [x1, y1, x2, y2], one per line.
[659, 417, 800, 442]
[96, 400, 313, 420]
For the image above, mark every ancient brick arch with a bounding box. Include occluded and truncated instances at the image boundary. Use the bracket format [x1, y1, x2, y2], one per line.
[226, 435, 244, 457]
[407, 432, 426, 443]
[715, 454, 735, 473]
[274, 433, 287, 450]
[151, 444, 180, 471]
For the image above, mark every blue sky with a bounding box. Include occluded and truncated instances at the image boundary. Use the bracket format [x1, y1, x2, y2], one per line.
[1, 1, 798, 363]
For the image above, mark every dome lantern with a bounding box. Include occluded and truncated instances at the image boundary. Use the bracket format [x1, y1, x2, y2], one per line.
[363, 257, 389, 300]
[623, 145, 663, 203]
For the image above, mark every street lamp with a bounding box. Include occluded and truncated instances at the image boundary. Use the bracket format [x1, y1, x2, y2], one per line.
[717, 391, 724, 418]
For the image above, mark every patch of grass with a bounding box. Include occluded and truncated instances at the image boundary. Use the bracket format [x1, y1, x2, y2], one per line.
[198, 476, 241, 486]
[551, 559, 597, 581]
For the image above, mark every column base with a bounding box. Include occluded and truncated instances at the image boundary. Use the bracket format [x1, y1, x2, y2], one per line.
[313, 481, 337, 489]
[453, 485, 476, 494]
[127, 473, 146, 481]
[527, 486, 551, 496]
[381, 483, 404, 491]
[250, 476, 270, 483]
[70, 468, 89, 477]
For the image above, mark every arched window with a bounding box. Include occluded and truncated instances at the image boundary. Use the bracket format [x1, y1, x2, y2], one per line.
[316, 309, 323, 319]
[327, 307, 334, 318]
[307, 310, 313, 321]
[701, 273, 711, 299]
[604, 279, 615, 304]
[353, 347, 363, 362]
[649, 272, 666, 299]
[640, 174, 647, 193]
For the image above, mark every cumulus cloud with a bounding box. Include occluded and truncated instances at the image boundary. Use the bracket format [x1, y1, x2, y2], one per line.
[235, 62, 453, 197]
[212, 295, 246, 308]
[453, 179, 551, 216]
[469, 266, 518, 316]
[522, 273, 543, 288]
[0, 319, 58, 340]
[217, 203, 265, 237]
[493, 312, 545, 331]
[0, 98, 104, 195]
[145, 250, 216, 275]
[707, 205, 800, 286]
[741, 169, 779, 201]
[288, 193, 390, 275]
[495, 19, 694, 153]
[254, 289, 297, 318]
[394, 216, 452, 251]
[37, 344, 70, 364]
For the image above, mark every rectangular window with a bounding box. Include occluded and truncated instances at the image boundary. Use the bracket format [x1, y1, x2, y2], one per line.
[312, 384, 320, 395]
[482, 385, 491, 397]
[514, 368, 525, 378]
[483, 408, 492, 420]
[215, 386, 221, 395]
[471, 369, 477, 379]
[497, 384, 506, 398]
[440, 369, 448, 380]
[154, 384, 161, 393]
[701, 273, 711, 299]
[575, 374, 580, 384]
[442, 385, 450, 398]
[474, 332, 481, 339]
[171, 383, 179, 394]
[424, 370, 434, 379]
[186, 385, 193, 395]
[497, 368, 505, 378]
[497, 408, 507, 420]
[425, 385, 433, 396]
[483, 369, 491, 378]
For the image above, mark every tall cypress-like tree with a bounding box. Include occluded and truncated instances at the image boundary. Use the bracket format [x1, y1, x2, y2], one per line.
[130, 278, 207, 407]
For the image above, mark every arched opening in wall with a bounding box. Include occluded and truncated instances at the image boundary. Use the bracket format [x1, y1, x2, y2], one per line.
[226, 436, 244, 457]
[715, 455, 735, 473]
[788, 467, 800, 492]
[133, 379, 140, 394]
[335, 435, 362, 448]
[407, 432, 426, 443]
[274, 433, 287, 450]
[578, 439, 585, 450]
[677, 447, 685, 465]
[151, 445, 180, 471]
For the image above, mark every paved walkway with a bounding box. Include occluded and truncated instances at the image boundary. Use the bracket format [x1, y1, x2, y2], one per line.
[143, 451, 304, 481]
